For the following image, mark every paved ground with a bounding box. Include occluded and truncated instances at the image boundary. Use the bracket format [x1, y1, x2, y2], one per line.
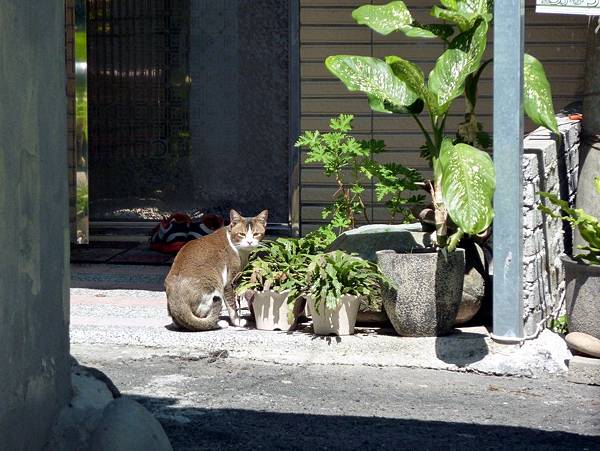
[70, 283, 572, 378]
[73, 347, 600, 451]
[70, 264, 600, 450]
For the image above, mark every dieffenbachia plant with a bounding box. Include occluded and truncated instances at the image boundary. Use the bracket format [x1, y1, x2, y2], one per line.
[325, 0, 558, 250]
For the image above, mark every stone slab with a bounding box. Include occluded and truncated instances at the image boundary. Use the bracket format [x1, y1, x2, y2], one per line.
[567, 356, 600, 386]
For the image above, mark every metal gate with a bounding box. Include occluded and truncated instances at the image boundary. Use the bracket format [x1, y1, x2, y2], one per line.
[87, 0, 190, 220]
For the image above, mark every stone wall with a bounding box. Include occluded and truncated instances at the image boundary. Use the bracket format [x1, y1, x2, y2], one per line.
[0, 1, 71, 450]
[522, 108, 581, 335]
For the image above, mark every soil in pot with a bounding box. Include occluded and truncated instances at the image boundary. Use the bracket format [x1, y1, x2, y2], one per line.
[562, 255, 600, 339]
[307, 294, 360, 336]
[376, 248, 465, 336]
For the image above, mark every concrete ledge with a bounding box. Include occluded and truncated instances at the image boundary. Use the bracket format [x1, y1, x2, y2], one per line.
[567, 356, 600, 386]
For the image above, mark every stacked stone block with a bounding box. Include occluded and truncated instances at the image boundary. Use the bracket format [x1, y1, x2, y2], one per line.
[522, 114, 581, 335]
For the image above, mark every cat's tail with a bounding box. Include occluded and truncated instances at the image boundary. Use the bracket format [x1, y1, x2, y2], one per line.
[166, 277, 223, 331]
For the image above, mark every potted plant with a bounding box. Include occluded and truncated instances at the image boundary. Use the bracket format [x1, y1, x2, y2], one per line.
[539, 179, 600, 341]
[235, 238, 308, 331]
[305, 250, 387, 336]
[323, 0, 558, 336]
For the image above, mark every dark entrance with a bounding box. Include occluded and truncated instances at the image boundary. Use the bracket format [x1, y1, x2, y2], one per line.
[86, 0, 291, 228]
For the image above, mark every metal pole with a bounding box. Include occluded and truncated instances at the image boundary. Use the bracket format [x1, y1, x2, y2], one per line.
[492, 0, 525, 341]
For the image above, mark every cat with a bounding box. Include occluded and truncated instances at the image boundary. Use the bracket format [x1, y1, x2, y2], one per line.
[165, 209, 268, 331]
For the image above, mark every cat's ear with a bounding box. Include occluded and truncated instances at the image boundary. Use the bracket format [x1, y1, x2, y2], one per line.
[256, 210, 268, 224]
[230, 209, 243, 224]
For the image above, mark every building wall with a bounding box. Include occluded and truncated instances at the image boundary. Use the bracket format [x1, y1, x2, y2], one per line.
[0, 1, 71, 449]
[299, 0, 588, 233]
[522, 110, 580, 335]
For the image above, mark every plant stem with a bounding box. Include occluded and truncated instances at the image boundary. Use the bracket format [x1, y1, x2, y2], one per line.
[412, 113, 435, 156]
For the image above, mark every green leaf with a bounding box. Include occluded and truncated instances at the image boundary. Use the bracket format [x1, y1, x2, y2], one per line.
[440, 0, 458, 9]
[524, 53, 558, 134]
[352, 1, 413, 35]
[430, 6, 472, 32]
[431, 1, 492, 32]
[595, 177, 600, 196]
[411, 22, 455, 41]
[428, 20, 488, 115]
[385, 55, 433, 108]
[457, 0, 493, 19]
[439, 139, 495, 235]
[352, 1, 451, 39]
[326, 55, 420, 114]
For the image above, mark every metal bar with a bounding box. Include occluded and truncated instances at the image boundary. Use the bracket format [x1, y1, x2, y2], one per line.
[288, 0, 301, 237]
[492, 0, 525, 341]
[74, 0, 89, 243]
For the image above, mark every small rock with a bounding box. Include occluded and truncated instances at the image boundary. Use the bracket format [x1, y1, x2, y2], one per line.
[565, 332, 600, 358]
[89, 398, 173, 451]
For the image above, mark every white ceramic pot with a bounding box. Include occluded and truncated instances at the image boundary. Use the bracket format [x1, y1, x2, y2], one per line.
[307, 294, 360, 336]
[252, 290, 290, 331]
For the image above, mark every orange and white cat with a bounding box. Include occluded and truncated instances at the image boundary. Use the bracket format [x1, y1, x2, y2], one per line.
[165, 209, 268, 331]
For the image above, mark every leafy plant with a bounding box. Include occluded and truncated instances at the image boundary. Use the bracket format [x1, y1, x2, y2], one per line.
[301, 225, 339, 254]
[235, 238, 310, 303]
[295, 114, 424, 232]
[539, 177, 600, 265]
[305, 250, 387, 314]
[76, 185, 88, 217]
[325, 0, 558, 250]
[548, 314, 568, 335]
[363, 159, 424, 223]
[235, 226, 340, 308]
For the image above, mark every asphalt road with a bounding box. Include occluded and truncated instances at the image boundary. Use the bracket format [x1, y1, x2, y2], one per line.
[74, 347, 600, 451]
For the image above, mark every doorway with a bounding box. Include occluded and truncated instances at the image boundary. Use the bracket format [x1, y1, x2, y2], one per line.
[83, 0, 297, 238]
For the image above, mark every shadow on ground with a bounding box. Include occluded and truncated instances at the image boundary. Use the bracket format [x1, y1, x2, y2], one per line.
[435, 328, 490, 367]
[131, 394, 599, 451]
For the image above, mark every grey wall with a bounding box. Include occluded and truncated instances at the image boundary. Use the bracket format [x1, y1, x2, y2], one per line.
[522, 109, 581, 335]
[0, 1, 71, 450]
[190, 0, 290, 223]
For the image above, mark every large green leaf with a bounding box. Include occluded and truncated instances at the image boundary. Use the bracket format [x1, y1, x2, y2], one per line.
[325, 55, 420, 114]
[456, 0, 493, 19]
[439, 140, 495, 235]
[524, 53, 558, 134]
[431, 0, 492, 32]
[430, 6, 472, 32]
[385, 55, 433, 108]
[353, 1, 451, 39]
[428, 19, 488, 115]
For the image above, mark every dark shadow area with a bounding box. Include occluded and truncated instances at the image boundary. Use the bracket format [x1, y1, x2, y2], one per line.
[434, 328, 490, 367]
[129, 394, 600, 451]
[71, 242, 174, 265]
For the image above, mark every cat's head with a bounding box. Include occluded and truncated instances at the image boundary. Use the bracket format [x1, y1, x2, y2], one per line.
[227, 209, 268, 249]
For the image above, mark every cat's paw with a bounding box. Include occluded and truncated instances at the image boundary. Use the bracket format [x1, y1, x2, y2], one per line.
[232, 318, 248, 328]
[217, 319, 230, 329]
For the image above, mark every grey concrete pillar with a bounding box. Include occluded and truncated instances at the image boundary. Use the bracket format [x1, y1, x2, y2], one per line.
[0, 1, 71, 450]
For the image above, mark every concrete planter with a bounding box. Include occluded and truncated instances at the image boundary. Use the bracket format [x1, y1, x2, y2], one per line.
[562, 256, 600, 339]
[376, 249, 465, 336]
[307, 294, 360, 336]
[252, 290, 291, 331]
